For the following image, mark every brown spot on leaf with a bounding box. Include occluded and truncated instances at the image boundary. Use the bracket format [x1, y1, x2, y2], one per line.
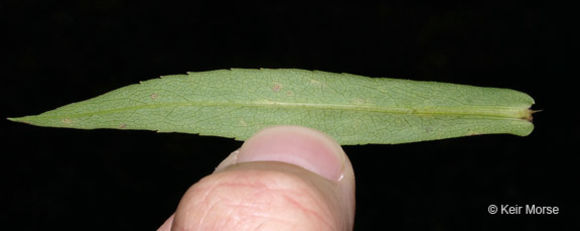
[239, 119, 247, 127]
[151, 93, 158, 99]
[272, 83, 282, 92]
[466, 129, 479, 136]
[61, 118, 72, 125]
[352, 98, 366, 105]
[119, 123, 127, 129]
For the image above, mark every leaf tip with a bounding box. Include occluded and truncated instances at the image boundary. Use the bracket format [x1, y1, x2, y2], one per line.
[7, 115, 50, 127]
[7, 116, 31, 125]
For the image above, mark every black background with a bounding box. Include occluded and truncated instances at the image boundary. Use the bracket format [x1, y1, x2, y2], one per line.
[1, 1, 576, 230]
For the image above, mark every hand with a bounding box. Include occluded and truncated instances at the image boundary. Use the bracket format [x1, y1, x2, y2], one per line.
[158, 126, 356, 230]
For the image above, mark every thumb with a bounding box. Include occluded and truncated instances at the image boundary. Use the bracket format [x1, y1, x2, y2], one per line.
[159, 126, 356, 231]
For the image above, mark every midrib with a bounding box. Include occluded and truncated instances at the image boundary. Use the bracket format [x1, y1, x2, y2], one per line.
[43, 100, 531, 121]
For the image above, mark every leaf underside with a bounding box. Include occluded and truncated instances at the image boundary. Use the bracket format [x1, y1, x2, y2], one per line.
[9, 68, 534, 145]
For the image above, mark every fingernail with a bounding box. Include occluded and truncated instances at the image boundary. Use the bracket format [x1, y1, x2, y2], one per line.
[236, 126, 346, 181]
[214, 149, 240, 172]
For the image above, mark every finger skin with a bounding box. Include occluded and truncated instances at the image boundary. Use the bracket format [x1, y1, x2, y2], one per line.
[159, 126, 355, 231]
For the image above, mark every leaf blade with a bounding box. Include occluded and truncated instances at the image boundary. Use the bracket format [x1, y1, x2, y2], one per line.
[9, 68, 534, 145]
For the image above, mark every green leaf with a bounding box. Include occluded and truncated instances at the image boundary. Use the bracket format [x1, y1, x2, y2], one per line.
[8, 68, 534, 145]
